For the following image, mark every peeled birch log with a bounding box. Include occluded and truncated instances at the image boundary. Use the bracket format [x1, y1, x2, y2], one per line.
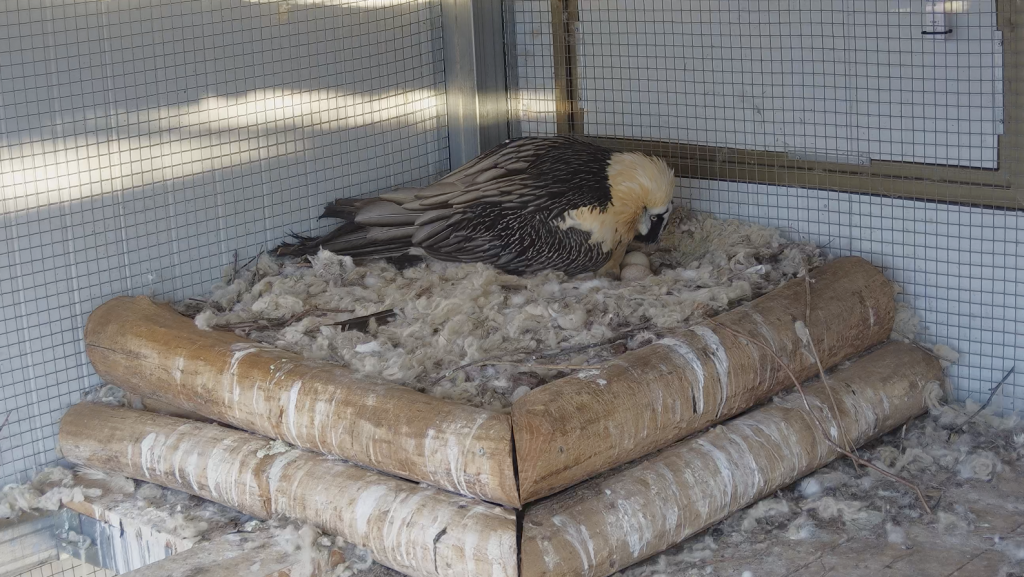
[513, 256, 895, 503]
[84, 296, 518, 507]
[520, 341, 941, 577]
[59, 403, 518, 577]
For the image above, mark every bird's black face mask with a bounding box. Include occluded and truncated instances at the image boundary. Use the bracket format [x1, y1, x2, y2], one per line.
[634, 213, 667, 244]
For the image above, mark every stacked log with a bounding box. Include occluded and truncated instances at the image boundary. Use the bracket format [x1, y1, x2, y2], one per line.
[61, 255, 940, 576]
[60, 403, 517, 577]
[513, 256, 895, 502]
[520, 342, 941, 577]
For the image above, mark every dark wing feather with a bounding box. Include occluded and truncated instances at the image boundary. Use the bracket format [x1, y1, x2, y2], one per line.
[274, 136, 617, 275]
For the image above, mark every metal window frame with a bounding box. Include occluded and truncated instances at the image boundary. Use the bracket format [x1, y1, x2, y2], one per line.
[546, 0, 1024, 210]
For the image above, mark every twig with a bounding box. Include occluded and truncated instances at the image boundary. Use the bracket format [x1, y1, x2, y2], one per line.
[228, 251, 239, 284]
[801, 275, 859, 466]
[803, 274, 812, 325]
[950, 366, 1015, 436]
[707, 318, 933, 515]
[890, 329, 948, 363]
[0, 410, 11, 437]
[476, 362, 594, 371]
[216, 308, 354, 332]
[424, 326, 651, 389]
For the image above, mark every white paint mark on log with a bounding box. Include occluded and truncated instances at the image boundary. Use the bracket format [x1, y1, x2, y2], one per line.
[691, 326, 729, 418]
[287, 380, 303, 445]
[172, 356, 184, 384]
[267, 451, 301, 512]
[538, 539, 558, 572]
[552, 515, 595, 573]
[139, 433, 158, 477]
[657, 338, 705, 414]
[226, 345, 264, 419]
[355, 485, 390, 534]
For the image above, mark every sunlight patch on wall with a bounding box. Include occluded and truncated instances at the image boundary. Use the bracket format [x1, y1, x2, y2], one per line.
[0, 88, 442, 212]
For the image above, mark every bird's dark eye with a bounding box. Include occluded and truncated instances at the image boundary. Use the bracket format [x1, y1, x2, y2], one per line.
[651, 214, 661, 221]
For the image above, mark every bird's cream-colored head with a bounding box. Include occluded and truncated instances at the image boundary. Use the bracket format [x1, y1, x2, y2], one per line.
[606, 151, 675, 244]
[558, 151, 675, 257]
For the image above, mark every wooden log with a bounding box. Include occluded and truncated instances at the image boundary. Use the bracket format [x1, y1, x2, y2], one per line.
[520, 341, 942, 577]
[513, 256, 895, 503]
[58, 404, 518, 577]
[84, 296, 518, 507]
[120, 530, 307, 577]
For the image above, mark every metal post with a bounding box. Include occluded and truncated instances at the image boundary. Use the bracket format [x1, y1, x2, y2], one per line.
[441, 0, 511, 169]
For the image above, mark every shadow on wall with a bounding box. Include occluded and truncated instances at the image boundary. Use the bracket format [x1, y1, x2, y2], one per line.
[0, 0, 451, 484]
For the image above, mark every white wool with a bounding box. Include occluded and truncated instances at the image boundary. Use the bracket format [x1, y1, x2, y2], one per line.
[994, 536, 1024, 562]
[84, 384, 130, 407]
[158, 512, 210, 539]
[510, 386, 532, 403]
[1, 484, 42, 519]
[796, 477, 823, 499]
[36, 486, 101, 510]
[257, 439, 293, 458]
[330, 541, 375, 577]
[203, 278, 248, 312]
[936, 511, 972, 534]
[312, 248, 355, 278]
[188, 209, 824, 408]
[136, 482, 165, 502]
[924, 381, 945, 412]
[1, 466, 104, 519]
[194, 309, 218, 331]
[802, 497, 883, 527]
[785, 513, 816, 540]
[956, 451, 1003, 481]
[273, 522, 322, 577]
[354, 341, 384, 354]
[890, 302, 921, 341]
[740, 498, 791, 532]
[75, 466, 136, 494]
[930, 344, 960, 366]
[885, 522, 907, 544]
[31, 466, 75, 491]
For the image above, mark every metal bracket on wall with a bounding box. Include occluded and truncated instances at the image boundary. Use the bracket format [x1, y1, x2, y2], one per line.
[441, 0, 512, 168]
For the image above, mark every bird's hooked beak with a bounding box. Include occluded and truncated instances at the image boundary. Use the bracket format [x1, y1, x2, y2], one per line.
[633, 211, 668, 244]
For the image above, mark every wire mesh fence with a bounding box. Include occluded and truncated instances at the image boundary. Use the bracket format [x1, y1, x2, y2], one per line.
[0, 0, 451, 486]
[505, 0, 1021, 412]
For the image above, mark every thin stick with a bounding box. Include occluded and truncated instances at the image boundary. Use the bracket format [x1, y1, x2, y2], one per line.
[707, 318, 933, 515]
[0, 410, 11, 437]
[215, 308, 354, 332]
[478, 362, 594, 371]
[802, 276, 859, 465]
[229, 251, 239, 284]
[424, 327, 649, 388]
[890, 329, 946, 361]
[950, 366, 1015, 436]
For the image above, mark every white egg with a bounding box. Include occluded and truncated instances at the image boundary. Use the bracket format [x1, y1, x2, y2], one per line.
[620, 264, 653, 282]
[622, 251, 651, 269]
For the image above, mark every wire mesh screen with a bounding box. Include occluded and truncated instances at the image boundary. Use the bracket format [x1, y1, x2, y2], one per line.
[15, 556, 113, 577]
[0, 0, 450, 485]
[505, 0, 1021, 412]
